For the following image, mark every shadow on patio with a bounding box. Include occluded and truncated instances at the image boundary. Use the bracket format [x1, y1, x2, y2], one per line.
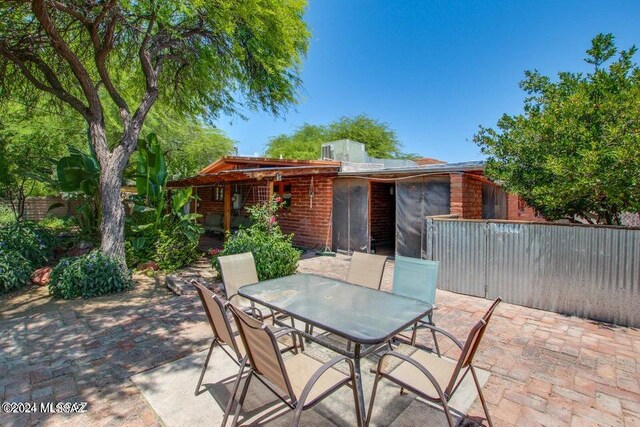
[0, 254, 638, 426]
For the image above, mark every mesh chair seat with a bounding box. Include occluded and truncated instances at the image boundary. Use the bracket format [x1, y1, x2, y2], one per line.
[285, 353, 351, 405]
[387, 349, 456, 399]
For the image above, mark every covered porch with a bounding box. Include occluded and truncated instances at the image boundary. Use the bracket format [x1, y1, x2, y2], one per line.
[168, 156, 341, 249]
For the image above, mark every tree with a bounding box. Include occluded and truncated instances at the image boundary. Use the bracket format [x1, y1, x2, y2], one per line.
[0, 1, 309, 262]
[0, 102, 84, 220]
[265, 123, 327, 160]
[474, 34, 640, 225]
[138, 107, 235, 179]
[265, 114, 409, 160]
[327, 115, 404, 158]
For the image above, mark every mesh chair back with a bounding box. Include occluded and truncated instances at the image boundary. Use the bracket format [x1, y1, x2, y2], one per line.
[346, 252, 388, 290]
[193, 282, 243, 360]
[445, 298, 501, 395]
[218, 252, 259, 307]
[442, 319, 486, 395]
[392, 255, 439, 305]
[229, 304, 295, 399]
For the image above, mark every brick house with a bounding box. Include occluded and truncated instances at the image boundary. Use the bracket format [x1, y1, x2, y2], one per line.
[168, 140, 542, 256]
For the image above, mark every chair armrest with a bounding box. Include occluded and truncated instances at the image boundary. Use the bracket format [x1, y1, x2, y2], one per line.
[271, 326, 299, 339]
[270, 326, 305, 354]
[376, 351, 449, 401]
[416, 323, 463, 350]
[297, 355, 353, 406]
[226, 295, 264, 320]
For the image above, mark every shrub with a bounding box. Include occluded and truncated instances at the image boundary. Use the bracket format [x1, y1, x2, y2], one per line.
[0, 249, 33, 294]
[0, 222, 54, 267]
[39, 216, 78, 234]
[215, 228, 300, 281]
[0, 205, 15, 225]
[125, 227, 160, 268]
[213, 197, 300, 281]
[48, 251, 133, 299]
[155, 225, 200, 272]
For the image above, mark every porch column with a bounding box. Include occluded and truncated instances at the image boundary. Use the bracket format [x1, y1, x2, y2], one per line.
[224, 183, 231, 232]
[267, 180, 274, 199]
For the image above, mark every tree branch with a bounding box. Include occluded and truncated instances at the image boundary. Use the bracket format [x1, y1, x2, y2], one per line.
[92, 8, 131, 128]
[0, 42, 91, 119]
[123, 10, 160, 154]
[50, 0, 131, 134]
[49, 1, 91, 25]
[31, 0, 101, 117]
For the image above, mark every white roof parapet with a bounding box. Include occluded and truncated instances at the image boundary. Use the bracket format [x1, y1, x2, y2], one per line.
[338, 160, 486, 176]
[340, 161, 386, 172]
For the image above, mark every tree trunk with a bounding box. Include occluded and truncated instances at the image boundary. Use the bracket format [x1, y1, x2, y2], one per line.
[99, 160, 126, 262]
[89, 122, 133, 265]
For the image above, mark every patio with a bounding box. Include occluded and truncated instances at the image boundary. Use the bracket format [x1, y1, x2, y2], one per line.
[1, 254, 639, 426]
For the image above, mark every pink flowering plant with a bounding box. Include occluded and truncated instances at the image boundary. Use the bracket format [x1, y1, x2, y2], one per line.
[245, 195, 284, 233]
[212, 196, 300, 281]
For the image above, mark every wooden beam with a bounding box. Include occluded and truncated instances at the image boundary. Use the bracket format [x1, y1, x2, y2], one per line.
[267, 180, 274, 199]
[193, 187, 198, 214]
[224, 184, 231, 232]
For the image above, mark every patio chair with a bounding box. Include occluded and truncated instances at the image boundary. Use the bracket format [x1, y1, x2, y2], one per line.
[217, 252, 260, 312]
[346, 251, 388, 290]
[192, 282, 301, 425]
[226, 304, 362, 427]
[392, 255, 441, 354]
[366, 297, 502, 427]
[218, 252, 291, 325]
[193, 281, 246, 396]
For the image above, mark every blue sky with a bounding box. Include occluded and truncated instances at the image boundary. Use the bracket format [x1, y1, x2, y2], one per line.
[217, 0, 640, 162]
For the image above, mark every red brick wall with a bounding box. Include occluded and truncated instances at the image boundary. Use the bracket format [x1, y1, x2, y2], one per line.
[450, 173, 483, 219]
[370, 182, 395, 244]
[506, 194, 546, 222]
[191, 176, 334, 248]
[278, 176, 333, 248]
[192, 186, 224, 218]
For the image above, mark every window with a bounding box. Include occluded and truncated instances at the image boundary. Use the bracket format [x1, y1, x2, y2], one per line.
[212, 186, 224, 201]
[274, 182, 292, 208]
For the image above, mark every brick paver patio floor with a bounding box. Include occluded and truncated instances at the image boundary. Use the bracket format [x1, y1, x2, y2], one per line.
[1, 255, 639, 426]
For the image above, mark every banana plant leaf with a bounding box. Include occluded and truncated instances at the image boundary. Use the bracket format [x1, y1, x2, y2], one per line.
[171, 188, 192, 214]
[56, 144, 100, 196]
[136, 133, 167, 203]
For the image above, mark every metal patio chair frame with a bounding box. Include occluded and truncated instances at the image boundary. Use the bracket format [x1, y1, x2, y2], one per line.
[192, 281, 301, 426]
[218, 252, 293, 325]
[227, 304, 363, 427]
[367, 297, 502, 427]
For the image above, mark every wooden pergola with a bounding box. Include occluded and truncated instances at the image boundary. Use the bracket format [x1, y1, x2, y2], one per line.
[168, 156, 340, 232]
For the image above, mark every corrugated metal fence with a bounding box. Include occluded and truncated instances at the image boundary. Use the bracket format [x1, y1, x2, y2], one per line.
[423, 219, 640, 327]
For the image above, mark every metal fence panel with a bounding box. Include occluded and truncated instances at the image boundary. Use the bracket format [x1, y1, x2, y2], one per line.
[427, 219, 640, 327]
[427, 219, 486, 297]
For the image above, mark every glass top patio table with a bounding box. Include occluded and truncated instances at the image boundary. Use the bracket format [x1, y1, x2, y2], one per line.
[238, 273, 432, 345]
